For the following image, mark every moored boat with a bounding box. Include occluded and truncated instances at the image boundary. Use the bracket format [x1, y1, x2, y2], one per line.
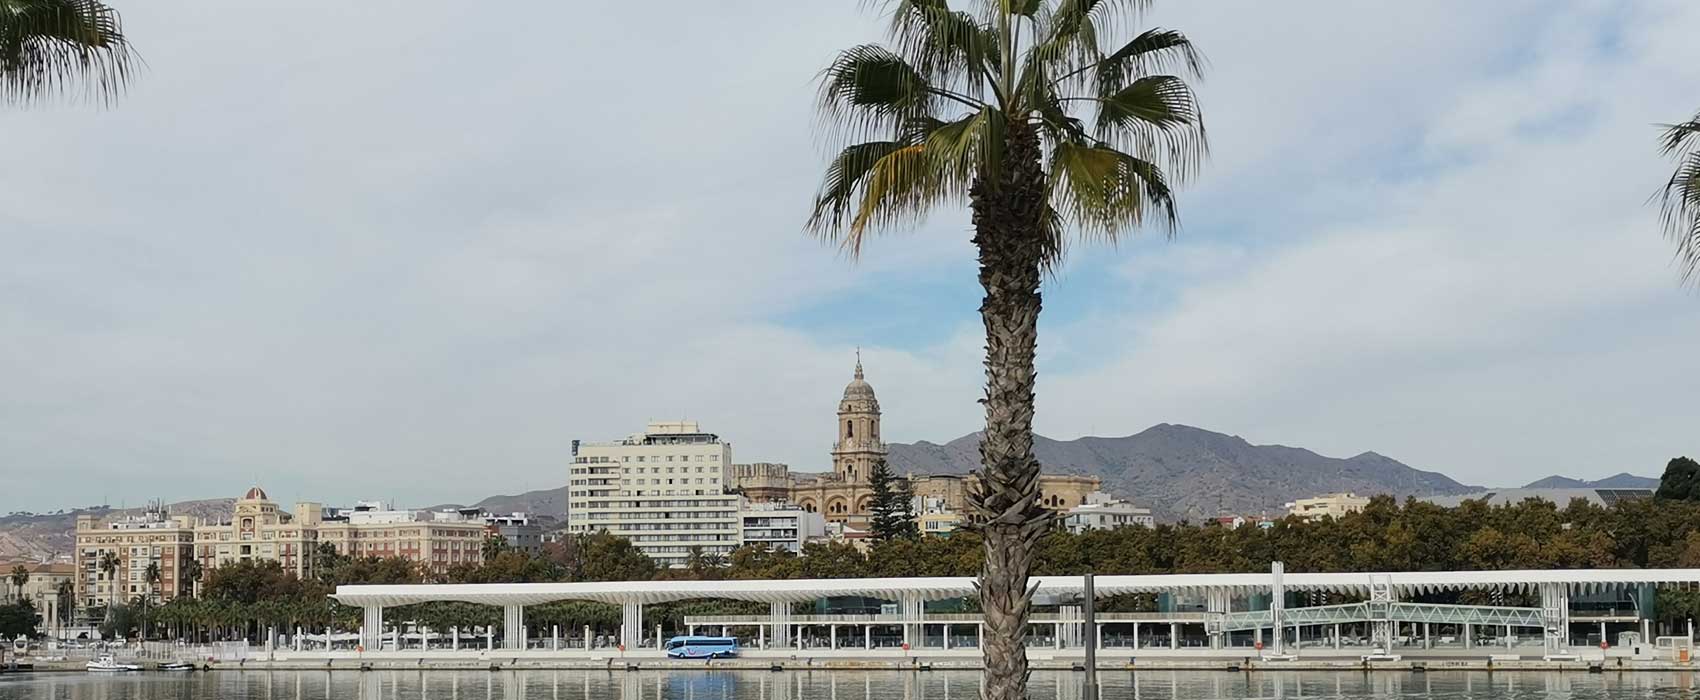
[86, 654, 142, 672]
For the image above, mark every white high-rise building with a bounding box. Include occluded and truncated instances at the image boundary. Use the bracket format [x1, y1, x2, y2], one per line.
[567, 421, 740, 567]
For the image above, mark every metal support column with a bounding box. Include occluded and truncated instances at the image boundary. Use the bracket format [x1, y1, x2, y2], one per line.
[502, 604, 526, 651]
[1270, 562, 1287, 656]
[1539, 582, 1570, 655]
[621, 602, 643, 650]
[360, 606, 383, 650]
[1084, 573, 1098, 693]
[769, 601, 790, 650]
[1205, 588, 1231, 650]
[899, 595, 923, 648]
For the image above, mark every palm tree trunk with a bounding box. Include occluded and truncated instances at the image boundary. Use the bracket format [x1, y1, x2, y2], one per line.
[968, 116, 1051, 700]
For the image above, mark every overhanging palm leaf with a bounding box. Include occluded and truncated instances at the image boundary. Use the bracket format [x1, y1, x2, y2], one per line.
[1658, 112, 1700, 286]
[0, 0, 135, 105]
[806, 2, 1206, 699]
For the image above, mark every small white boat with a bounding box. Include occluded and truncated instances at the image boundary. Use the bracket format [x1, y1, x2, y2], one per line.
[157, 662, 196, 671]
[87, 654, 142, 672]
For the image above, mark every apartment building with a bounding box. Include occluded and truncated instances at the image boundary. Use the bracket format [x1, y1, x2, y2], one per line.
[568, 421, 741, 567]
[73, 507, 195, 615]
[317, 502, 487, 574]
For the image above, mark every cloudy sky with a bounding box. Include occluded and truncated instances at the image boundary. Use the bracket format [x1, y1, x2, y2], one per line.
[4, 0, 1697, 513]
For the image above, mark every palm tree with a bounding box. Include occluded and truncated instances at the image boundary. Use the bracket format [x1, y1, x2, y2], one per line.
[0, 0, 137, 105]
[56, 578, 74, 627]
[807, 2, 1205, 697]
[7, 564, 26, 602]
[1658, 111, 1700, 286]
[142, 561, 160, 639]
[183, 559, 202, 598]
[98, 550, 120, 614]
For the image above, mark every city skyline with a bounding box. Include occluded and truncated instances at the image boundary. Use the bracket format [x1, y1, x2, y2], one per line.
[4, 0, 1699, 513]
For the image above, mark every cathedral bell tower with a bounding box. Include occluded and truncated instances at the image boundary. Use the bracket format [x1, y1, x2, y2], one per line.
[832, 354, 885, 483]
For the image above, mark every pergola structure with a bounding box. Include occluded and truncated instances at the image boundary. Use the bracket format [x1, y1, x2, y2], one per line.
[331, 566, 1700, 657]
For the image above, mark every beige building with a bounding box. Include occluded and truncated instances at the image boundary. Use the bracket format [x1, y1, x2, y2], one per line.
[194, 488, 488, 577]
[567, 421, 741, 567]
[1286, 492, 1372, 521]
[734, 359, 1101, 529]
[315, 502, 487, 573]
[73, 507, 196, 615]
[193, 487, 323, 579]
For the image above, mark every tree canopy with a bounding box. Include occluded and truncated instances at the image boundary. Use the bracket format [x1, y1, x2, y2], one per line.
[868, 458, 919, 542]
[1657, 456, 1700, 501]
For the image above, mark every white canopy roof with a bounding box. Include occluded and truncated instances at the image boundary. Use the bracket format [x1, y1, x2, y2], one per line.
[332, 568, 1700, 608]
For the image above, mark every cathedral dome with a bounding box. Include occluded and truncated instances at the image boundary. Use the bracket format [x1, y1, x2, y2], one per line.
[242, 486, 269, 501]
[842, 358, 876, 400]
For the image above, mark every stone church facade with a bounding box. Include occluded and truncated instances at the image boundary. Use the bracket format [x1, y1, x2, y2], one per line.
[731, 358, 1100, 530]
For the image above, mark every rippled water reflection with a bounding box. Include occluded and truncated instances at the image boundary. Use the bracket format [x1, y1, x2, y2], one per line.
[3, 669, 1699, 700]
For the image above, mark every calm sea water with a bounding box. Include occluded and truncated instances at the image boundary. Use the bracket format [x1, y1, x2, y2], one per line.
[2, 670, 1698, 700]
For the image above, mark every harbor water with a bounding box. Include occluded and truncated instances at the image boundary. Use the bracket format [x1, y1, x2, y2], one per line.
[4, 669, 1700, 700]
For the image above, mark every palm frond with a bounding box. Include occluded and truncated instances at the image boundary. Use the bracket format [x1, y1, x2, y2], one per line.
[818, 44, 939, 146]
[809, 141, 906, 236]
[1657, 116, 1700, 156]
[920, 106, 1005, 193]
[1048, 139, 1177, 239]
[1657, 116, 1700, 285]
[0, 0, 136, 105]
[1049, 0, 1151, 39]
[889, 0, 1002, 93]
[1096, 28, 1205, 94]
[1092, 74, 1206, 180]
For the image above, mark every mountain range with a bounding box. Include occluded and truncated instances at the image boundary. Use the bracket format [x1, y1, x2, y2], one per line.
[886, 423, 1483, 520]
[1, 423, 1657, 560]
[1519, 473, 1660, 489]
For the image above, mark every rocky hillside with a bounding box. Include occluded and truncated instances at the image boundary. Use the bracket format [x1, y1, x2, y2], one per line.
[886, 423, 1481, 521]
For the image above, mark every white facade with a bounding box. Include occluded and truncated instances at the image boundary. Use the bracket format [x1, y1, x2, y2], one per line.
[739, 503, 826, 553]
[568, 421, 740, 567]
[1062, 497, 1154, 533]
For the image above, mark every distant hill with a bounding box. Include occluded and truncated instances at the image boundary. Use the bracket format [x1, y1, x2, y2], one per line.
[1521, 473, 1659, 489]
[427, 487, 568, 520]
[886, 423, 1482, 521]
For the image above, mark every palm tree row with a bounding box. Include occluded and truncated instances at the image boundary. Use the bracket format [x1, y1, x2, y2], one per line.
[808, 1, 1205, 696]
